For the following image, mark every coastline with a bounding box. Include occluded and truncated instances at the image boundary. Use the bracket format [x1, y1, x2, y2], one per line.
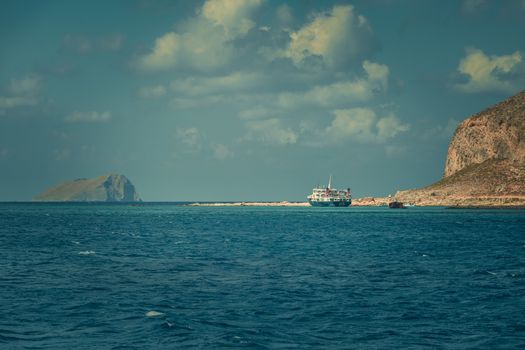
[187, 201, 310, 207]
[185, 196, 525, 207]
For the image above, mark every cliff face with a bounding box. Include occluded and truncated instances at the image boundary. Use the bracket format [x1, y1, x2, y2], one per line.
[396, 90, 525, 206]
[34, 174, 141, 202]
[444, 91, 525, 177]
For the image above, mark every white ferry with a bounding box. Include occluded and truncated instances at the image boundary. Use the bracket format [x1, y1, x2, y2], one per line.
[307, 176, 352, 207]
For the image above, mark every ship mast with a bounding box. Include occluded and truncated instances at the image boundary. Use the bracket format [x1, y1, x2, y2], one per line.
[328, 174, 332, 189]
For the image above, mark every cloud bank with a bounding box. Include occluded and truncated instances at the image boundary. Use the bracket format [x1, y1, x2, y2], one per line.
[285, 5, 377, 68]
[137, 0, 262, 71]
[323, 108, 409, 144]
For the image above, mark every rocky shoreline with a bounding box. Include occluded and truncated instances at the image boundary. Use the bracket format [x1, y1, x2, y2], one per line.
[353, 196, 525, 207]
[186, 196, 525, 207]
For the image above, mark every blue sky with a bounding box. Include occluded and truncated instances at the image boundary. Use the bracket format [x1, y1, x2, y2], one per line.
[1, 0, 524, 201]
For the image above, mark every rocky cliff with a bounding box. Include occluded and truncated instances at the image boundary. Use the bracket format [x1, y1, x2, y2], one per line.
[444, 91, 525, 177]
[396, 90, 525, 206]
[34, 174, 141, 202]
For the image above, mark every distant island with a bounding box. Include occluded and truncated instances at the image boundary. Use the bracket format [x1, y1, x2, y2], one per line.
[34, 174, 141, 202]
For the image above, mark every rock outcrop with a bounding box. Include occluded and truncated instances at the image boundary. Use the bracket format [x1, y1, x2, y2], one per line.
[34, 174, 141, 202]
[352, 197, 391, 206]
[396, 90, 525, 207]
[444, 91, 525, 177]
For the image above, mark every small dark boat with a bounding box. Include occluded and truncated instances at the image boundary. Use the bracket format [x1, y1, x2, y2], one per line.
[388, 201, 406, 209]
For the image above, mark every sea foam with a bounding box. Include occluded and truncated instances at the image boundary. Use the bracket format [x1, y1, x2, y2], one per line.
[78, 250, 96, 255]
[145, 311, 164, 317]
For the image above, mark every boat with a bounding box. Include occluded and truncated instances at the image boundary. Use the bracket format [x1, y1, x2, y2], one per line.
[388, 201, 406, 209]
[307, 175, 352, 207]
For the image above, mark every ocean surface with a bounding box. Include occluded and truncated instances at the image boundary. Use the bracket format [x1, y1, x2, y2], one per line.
[1, 203, 525, 349]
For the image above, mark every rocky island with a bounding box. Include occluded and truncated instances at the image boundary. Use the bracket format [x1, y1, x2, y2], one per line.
[392, 90, 525, 207]
[34, 174, 141, 202]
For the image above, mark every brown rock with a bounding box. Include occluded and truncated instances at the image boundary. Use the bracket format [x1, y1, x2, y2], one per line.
[34, 174, 141, 202]
[444, 91, 525, 177]
[397, 90, 525, 207]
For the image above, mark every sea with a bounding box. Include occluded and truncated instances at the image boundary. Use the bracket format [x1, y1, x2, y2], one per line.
[1, 203, 525, 349]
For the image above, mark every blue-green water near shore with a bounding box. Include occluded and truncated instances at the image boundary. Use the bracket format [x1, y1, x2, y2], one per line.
[1, 203, 525, 349]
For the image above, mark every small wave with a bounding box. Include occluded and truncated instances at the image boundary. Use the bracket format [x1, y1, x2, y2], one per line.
[145, 310, 164, 317]
[72, 241, 80, 245]
[487, 271, 497, 276]
[78, 251, 96, 255]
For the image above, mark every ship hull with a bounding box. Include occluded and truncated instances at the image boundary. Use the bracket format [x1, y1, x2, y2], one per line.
[308, 200, 351, 207]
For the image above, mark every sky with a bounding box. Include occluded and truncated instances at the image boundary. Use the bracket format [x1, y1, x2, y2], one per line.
[1, 0, 525, 201]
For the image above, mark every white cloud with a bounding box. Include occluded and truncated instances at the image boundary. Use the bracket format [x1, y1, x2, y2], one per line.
[168, 72, 267, 108]
[64, 111, 111, 123]
[9, 76, 41, 95]
[324, 108, 376, 142]
[323, 108, 409, 143]
[0, 96, 37, 109]
[286, 5, 376, 67]
[455, 48, 523, 93]
[170, 95, 225, 109]
[138, 23, 235, 71]
[167, 60, 388, 112]
[363, 61, 389, 90]
[138, 85, 167, 98]
[376, 114, 410, 140]
[211, 143, 234, 159]
[278, 60, 389, 108]
[0, 76, 41, 112]
[138, 32, 180, 70]
[176, 127, 202, 149]
[276, 4, 292, 24]
[202, 0, 262, 39]
[171, 72, 263, 96]
[138, 0, 262, 71]
[243, 118, 298, 145]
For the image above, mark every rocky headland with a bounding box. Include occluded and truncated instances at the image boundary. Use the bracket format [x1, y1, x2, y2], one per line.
[34, 174, 141, 202]
[394, 90, 525, 207]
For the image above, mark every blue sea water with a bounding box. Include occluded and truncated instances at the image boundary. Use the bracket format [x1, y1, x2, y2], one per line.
[1, 203, 525, 349]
